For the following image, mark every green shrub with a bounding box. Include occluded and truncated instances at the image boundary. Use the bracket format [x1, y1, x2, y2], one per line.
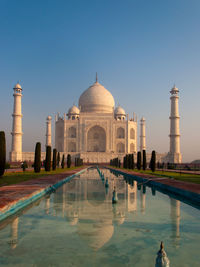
[45, 146, 51, 171]
[34, 142, 41, 173]
[52, 148, 57, 170]
[5, 162, 10, 169]
[21, 161, 28, 172]
[0, 131, 6, 177]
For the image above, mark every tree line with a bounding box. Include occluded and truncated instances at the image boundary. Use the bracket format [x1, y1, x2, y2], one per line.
[110, 150, 156, 172]
[0, 131, 83, 177]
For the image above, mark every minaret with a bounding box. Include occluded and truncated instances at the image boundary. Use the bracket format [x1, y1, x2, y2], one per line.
[140, 117, 146, 152]
[46, 116, 52, 147]
[168, 85, 182, 163]
[10, 83, 23, 162]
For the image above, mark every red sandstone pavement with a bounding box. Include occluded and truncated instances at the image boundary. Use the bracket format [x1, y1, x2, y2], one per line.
[0, 167, 85, 213]
[1, 167, 199, 216]
[115, 169, 200, 194]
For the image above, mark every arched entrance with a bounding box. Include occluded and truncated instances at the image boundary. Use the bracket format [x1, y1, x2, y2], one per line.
[87, 126, 106, 152]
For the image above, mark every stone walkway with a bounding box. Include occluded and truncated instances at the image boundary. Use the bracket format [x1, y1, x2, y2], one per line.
[114, 169, 200, 194]
[0, 167, 85, 214]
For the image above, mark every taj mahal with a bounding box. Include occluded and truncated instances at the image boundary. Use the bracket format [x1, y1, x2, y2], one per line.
[9, 75, 182, 164]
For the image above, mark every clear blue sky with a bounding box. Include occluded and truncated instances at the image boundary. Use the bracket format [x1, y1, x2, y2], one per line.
[0, 0, 200, 162]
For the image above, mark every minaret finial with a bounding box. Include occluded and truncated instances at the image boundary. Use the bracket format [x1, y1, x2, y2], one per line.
[96, 72, 98, 83]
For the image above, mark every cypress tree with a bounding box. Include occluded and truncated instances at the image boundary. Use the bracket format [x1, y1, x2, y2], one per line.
[0, 131, 6, 177]
[57, 152, 60, 167]
[151, 150, 156, 172]
[61, 154, 65, 169]
[137, 151, 141, 170]
[67, 154, 71, 168]
[143, 150, 147, 170]
[132, 154, 135, 169]
[52, 148, 57, 170]
[127, 154, 131, 169]
[118, 159, 121, 168]
[34, 142, 41, 173]
[45, 146, 51, 171]
[124, 155, 128, 169]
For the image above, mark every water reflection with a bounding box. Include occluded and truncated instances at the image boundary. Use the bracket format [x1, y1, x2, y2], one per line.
[10, 217, 19, 249]
[170, 198, 181, 247]
[1, 168, 184, 254]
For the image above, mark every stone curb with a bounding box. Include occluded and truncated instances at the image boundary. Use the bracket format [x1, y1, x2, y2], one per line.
[107, 167, 200, 207]
[0, 168, 87, 222]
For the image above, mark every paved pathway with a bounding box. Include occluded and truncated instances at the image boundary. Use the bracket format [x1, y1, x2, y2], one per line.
[0, 167, 85, 214]
[113, 169, 200, 194]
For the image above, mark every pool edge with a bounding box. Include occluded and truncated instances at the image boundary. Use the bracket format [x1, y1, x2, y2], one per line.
[0, 168, 88, 222]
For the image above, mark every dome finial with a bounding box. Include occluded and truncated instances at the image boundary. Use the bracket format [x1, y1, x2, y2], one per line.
[96, 72, 98, 83]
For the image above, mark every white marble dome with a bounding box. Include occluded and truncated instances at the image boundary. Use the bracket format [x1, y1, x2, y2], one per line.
[114, 106, 125, 115]
[68, 105, 80, 114]
[78, 81, 115, 113]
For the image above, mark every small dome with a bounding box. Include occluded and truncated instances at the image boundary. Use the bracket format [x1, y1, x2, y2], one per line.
[46, 115, 52, 120]
[114, 106, 125, 115]
[141, 117, 145, 121]
[78, 81, 115, 113]
[170, 85, 179, 94]
[14, 83, 22, 89]
[68, 105, 80, 114]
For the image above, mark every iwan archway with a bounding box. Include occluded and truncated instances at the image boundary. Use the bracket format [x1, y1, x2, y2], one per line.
[87, 125, 106, 152]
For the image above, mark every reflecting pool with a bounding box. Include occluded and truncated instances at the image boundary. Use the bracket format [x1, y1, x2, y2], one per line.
[0, 168, 199, 266]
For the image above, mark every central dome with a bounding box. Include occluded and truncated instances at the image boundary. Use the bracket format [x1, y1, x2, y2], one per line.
[78, 81, 115, 113]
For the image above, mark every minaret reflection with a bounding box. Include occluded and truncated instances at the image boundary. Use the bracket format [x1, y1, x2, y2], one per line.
[45, 196, 50, 215]
[126, 181, 137, 212]
[10, 217, 19, 249]
[62, 183, 66, 217]
[140, 185, 146, 214]
[170, 198, 180, 246]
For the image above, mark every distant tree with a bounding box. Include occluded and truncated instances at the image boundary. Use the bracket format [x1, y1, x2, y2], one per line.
[118, 159, 121, 168]
[57, 152, 60, 167]
[67, 154, 71, 168]
[0, 131, 6, 177]
[157, 161, 160, 169]
[124, 155, 128, 169]
[132, 154, 134, 169]
[137, 151, 141, 170]
[128, 154, 132, 169]
[61, 154, 65, 169]
[150, 150, 156, 172]
[142, 150, 147, 170]
[34, 142, 41, 173]
[45, 146, 51, 171]
[52, 148, 57, 170]
[75, 157, 77, 167]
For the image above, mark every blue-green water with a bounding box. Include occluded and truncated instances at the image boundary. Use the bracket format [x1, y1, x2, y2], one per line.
[0, 168, 199, 266]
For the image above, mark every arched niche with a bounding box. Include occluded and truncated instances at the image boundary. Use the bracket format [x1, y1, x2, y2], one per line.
[68, 142, 76, 152]
[117, 127, 125, 139]
[130, 128, 135, 139]
[87, 125, 106, 152]
[130, 143, 135, 153]
[117, 143, 125, 153]
[68, 127, 76, 138]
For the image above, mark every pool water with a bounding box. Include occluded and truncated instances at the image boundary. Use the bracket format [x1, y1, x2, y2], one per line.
[0, 168, 199, 266]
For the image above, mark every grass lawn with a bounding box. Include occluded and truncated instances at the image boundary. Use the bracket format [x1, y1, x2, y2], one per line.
[0, 167, 83, 187]
[110, 167, 200, 184]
